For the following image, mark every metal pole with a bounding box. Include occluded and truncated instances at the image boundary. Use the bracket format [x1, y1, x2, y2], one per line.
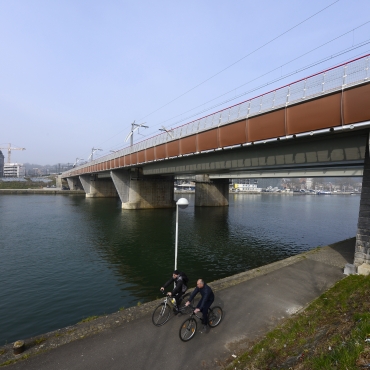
[174, 203, 179, 271]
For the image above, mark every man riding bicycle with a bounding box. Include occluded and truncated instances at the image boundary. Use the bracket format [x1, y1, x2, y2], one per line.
[160, 270, 189, 314]
[185, 279, 214, 330]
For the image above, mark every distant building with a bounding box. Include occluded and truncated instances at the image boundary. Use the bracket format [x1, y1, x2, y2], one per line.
[0, 150, 4, 177]
[3, 163, 26, 177]
[306, 178, 313, 189]
[254, 178, 282, 189]
[231, 178, 282, 190]
[233, 183, 261, 191]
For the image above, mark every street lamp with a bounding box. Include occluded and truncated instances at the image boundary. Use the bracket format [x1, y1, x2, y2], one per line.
[174, 198, 189, 271]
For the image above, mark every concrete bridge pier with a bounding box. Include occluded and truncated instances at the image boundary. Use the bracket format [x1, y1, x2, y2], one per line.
[66, 177, 83, 191]
[79, 175, 118, 198]
[110, 169, 175, 209]
[355, 134, 370, 274]
[194, 174, 229, 207]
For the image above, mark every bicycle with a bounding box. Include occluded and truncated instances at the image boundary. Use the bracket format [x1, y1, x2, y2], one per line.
[152, 291, 193, 326]
[179, 304, 223, 341]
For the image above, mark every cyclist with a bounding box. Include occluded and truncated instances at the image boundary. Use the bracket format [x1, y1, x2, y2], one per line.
[160, 270, 189, 314]
[185, 279, 214, 330]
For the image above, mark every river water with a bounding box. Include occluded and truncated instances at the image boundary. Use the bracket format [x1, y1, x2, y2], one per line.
[0, 193, 360, 344]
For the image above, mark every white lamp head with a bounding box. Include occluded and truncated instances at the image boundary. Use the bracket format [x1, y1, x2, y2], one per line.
[176, 198, 189, 209]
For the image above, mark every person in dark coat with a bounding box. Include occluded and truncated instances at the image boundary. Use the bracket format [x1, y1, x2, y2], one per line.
[185, 279, 214, 329]
[160, 270, 188, 313]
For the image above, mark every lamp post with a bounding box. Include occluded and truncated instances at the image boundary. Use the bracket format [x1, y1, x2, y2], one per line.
[174, 198, 189, 271]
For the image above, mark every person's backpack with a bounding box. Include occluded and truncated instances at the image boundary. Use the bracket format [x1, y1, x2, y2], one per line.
[180, 272, 189, 286]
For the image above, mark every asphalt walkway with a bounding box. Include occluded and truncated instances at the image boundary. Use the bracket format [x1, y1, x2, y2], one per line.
[6, 238, 355, 369]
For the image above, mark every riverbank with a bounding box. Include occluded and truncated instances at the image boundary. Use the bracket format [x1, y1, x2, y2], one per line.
[227, 272, 370, 369]
[0, 237, 355, 369]
[0, 189, 85, 195]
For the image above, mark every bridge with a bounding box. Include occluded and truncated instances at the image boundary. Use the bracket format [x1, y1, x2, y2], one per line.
[62, 54, 370, 269]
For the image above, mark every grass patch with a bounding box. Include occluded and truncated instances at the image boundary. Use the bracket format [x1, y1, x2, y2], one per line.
[228, 274, 370, 370]
[119, 307, 125, 311]
[78, 315, 99, 324]
[33, 337, 47, 345]
[0, 353, 30, 367]
[0, 359, 16, 367]
[0, 350, 5, 356]
[0, 181, 47, 189]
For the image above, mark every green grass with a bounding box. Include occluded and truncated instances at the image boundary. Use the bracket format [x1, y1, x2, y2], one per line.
[0, 178, 56, 190]
[33, 337, 47, 345]
[0, 353, 30, 367]
[228, 274, 370, 370]
[78, 315, 99, 324]
[0, 182, 41, 189]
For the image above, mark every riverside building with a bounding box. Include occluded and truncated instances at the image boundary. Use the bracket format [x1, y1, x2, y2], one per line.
[0, 151, 4, 177]
[3, 163, 26, 178]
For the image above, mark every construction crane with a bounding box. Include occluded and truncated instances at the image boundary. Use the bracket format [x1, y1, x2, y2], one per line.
[0, 143, 26, 163]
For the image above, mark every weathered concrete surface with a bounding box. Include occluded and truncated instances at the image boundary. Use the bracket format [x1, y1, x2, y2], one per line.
[358, 262, 370, 275]
[195, 174, 229, 207]
[355, 131, 370, 267]
[66, 177, 83, 191]
[1, 238, 355, 369]
[111, 168, 175, 209]
[79, 175, 118, 198]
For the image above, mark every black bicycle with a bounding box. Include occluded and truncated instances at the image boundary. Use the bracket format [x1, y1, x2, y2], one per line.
[152, 291, 193, 326]
[179, 304, 223, 341]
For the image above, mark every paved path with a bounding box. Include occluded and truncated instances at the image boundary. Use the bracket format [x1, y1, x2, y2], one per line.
[7, 238, 354, 369]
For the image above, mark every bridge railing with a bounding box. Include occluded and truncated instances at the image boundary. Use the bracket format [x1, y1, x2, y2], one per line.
[73, 54, 370, 171]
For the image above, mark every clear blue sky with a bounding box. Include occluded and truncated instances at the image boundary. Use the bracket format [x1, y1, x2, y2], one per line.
[1, 0, 369, 165]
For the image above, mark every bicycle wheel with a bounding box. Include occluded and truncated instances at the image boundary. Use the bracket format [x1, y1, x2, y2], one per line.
[152, 303, 171, 326]
[179, 318, 197, 342]
[208, 306, 223, 327]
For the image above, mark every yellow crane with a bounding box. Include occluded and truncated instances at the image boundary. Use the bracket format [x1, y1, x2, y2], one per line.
[0, 143, 26, 163]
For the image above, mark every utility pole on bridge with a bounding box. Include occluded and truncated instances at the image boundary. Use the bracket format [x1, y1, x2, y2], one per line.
[88, 147, 103, 161]
[125, 121, 149, 147]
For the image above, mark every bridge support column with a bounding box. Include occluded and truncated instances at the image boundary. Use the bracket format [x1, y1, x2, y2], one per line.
[79, 175, 118, 198]
[354, 135, 370, 267]
[66, 177, 83, 190]
[195, 174, 229, 207]
[355, 136, 370, 272]
[110, 169, 175, 209]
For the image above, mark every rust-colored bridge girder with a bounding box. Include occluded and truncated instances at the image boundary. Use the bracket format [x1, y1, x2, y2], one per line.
[63, 82, 370, 179]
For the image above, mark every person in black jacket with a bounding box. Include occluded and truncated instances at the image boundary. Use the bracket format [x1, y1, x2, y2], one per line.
[160, 270, 188, 313]
[185, 279, 214, 330]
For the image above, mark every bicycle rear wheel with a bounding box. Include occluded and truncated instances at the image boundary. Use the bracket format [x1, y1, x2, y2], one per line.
[152, 303, 171, 326]
[179, 318, 197, 341]
[208, 306, 223, 327]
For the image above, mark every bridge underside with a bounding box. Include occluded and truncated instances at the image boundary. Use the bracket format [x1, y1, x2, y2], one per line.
[141, 129, 367, 177]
